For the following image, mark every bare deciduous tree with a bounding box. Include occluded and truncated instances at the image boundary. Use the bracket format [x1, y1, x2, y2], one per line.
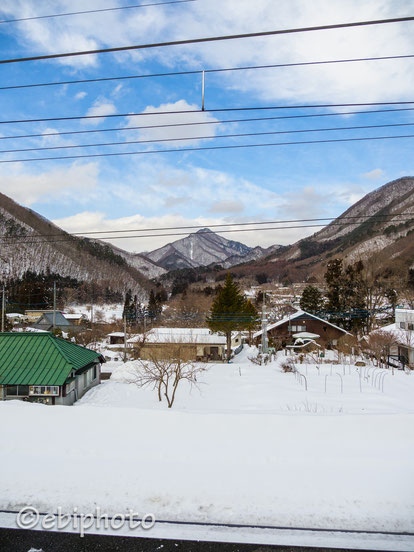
[129, 346, 207, 408]
[366, 330, 397, 368]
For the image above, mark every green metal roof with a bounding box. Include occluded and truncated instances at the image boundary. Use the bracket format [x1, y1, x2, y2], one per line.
[0, 333, 103, 386]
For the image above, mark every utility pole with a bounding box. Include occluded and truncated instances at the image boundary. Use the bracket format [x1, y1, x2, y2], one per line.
[52, 281, 56, 331]
[261, 291, 268, 354]
[1, 285, 5, 333]
[123, 314, 127, 363]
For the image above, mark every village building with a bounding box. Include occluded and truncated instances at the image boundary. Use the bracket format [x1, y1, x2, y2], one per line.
[253, 309, 351, 348]
[24, 309, 56, 323]
[32, 311, 76, 332]
[375, 308, 414, 368]
[62, 312, 85, 326]
[0, 332, 104, 405]
[127, 327, 242, 361]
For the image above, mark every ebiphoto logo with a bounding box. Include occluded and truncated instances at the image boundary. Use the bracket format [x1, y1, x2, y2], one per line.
[16, 506, 155, 537]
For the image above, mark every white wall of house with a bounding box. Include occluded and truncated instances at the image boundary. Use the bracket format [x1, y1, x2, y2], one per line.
[395, 309, 414, 329]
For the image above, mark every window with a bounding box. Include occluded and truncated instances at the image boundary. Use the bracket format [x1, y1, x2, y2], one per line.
[29, 386, 59, 396]
[93, 366, 97, 380]
[6, 385, 30, 396]
[288, 324, 306, 332]
[65, 380, 75, 394]
[408, 323, 414, 331]
[400, 322, 406, 329]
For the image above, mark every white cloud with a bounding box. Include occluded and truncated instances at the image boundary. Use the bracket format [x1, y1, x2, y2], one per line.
[362, 168, 384, 180]
[3, 0, 413, 102]
[111, 84, 124, 97]
[75, 91, 87, 100]
[84, 98, 117, 125]
[52, 209, 327, 252]
[0, 162, 99, 206]
[124, 100, 221, 147]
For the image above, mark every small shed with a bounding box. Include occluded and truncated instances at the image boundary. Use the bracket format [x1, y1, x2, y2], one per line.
[0, 332, 105, 405]
[108, 332, 125, 345]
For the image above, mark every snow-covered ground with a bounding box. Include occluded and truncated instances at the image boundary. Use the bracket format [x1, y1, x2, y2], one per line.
[69, 303, 123, 323]
[0, 347, 413, 540]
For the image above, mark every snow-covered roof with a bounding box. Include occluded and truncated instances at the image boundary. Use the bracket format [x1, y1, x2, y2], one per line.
[108, 332, 125, 337]
[253, 309, 351, 338]
[372, 323, 414, 348]
[15, 327, 48, 333]
[63, 313, 84, 320]
[6, 313, 25, 318]
[128, 327, 227, 345]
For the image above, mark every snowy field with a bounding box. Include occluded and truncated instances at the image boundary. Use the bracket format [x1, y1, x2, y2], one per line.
[0, 347, 413, 541]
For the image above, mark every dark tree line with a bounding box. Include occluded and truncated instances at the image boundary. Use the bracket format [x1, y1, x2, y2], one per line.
[122, 287, 168, 325]
[4, 270, 123, 312]
[299, 258, 401, 334]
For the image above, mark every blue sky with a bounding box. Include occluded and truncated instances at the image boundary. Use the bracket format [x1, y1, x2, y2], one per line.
[0, 0, 413, 252]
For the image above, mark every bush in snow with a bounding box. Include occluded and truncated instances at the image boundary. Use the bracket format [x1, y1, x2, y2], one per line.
[281, 358, 296, 373]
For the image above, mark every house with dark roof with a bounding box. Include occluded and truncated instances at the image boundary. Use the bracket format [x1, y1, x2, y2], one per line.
[32, 311, 74, 332]
[253, 309, 352, 348]
[0, 332, 105, 405]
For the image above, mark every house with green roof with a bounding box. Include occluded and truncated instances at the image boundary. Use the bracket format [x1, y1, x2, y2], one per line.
[0, 332, 105, 405]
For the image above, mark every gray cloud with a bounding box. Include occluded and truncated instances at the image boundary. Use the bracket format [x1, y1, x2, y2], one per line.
[208, 200, 245, 214]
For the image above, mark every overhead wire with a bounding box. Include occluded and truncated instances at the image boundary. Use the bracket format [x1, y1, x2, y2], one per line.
[2, 122, 414, 154]
[0, 1, 197, 24]
[2, 101, 414, 125]
[1, 213, 409, 240]
[1, 16, 413, 65]
[1, 54, 413, 91]
[1, 217, 413, 245]
[2, 133, 414, 164]
[2, 107, 414, 142]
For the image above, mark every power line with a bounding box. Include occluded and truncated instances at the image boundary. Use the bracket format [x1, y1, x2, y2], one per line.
[2, 133, 414, 164]
[2, 218, 413, 245]
[1, 17, 413, 65]
[2, 53, 413, 91]
[2, 122, 414, 154]
[2, 101, 414, 125]
[0, 1, 196, 24]
[2, 107, 414, 141]
[1, 213, 410, 240]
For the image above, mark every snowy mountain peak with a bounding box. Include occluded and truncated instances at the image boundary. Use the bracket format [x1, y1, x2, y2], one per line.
[143, 228, 253, 270]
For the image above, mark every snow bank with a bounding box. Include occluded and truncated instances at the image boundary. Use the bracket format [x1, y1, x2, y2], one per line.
[1, 352, 413, 533]
[0, 400, 413, 533]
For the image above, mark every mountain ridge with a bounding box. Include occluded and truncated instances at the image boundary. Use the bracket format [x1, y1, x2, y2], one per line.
[0, 192, 152, 297]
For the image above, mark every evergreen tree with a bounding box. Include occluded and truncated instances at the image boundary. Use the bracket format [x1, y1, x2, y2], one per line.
[122, 289, 136, 324]
[207, 273, 248, 361]
[325, 259, 345, 314]
[147, 289, 162, 320]
[299, 285, 324, 314]
[243, 299, 260, 344]
[324, 258, 368, 333]
[343, 261, 366, 333]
